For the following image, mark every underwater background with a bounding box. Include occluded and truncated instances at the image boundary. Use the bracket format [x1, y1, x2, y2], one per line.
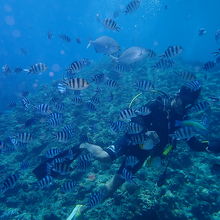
[0, 0, 220, 219]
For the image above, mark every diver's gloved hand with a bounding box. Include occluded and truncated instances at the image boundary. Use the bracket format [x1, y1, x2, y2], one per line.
[187, 137, 209, 152]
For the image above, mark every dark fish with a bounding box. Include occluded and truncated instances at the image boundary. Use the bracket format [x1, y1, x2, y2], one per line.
[62, 125, 75, 137]
[125, 156, 139, 168]
[72, 96, 83, 105]
[189, 101, 211, 113]
[21, 97, 31, 110]
[110, 121, 128, 133]
[87, 191, 104, 208]
[174, 71, 196, 81]
[127, 122, 143, 134]
[198, 28, 207, 36]
[54, 130, 70, 143]
[63, 78, 89, 90]
[103, 18, 120, 31]
[90, 96, 100, 105]
[23, 63, 47, 74]
[57, 83, 67, 94]
[121, 168, 137, 184]
[47, 32, 53, 40]
[14, 67, 23, 73]
[76, 38, 81, 44]
[106, 79, 118, 88]
[50, 157, 66, 166]
[67, 59, 90, 74]
[91, 73, 105, 84]
[21, 90, 29, 97]
[135, 105, 151, 116]
[113, 63, 131, 73]
[203, 61, 216, 71]
[49, 112, 63, 120]
[145, 49, 157, 58]
[152, 59, 174, 69]
[77, 154, 93, 170]
[0, 173, 19, 193]
[16, 132, 32, 143]
[61, 181, 77, 192]
[184, 80, 201, 92]
[135, 80, 154, 91]
[37, 176, 53, 189]
[59, 34, 71, 42]
[161, 45, 183, 58]
[45, 148, 61, 158]
[54, 103, 64, 112]
[119, 108, 136, 121]
[0, 141, 6, 151]
[52, 163, 73, 175]
[124, 0, 141, 14]
[86, 102, 96, 111]
[24, 117, 37, 127]
[170, 126, 195, 140]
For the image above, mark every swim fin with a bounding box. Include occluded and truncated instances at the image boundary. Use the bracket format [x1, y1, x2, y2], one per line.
[66, 204, 84, 220]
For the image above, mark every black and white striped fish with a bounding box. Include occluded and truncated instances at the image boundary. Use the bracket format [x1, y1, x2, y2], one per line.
[119, 108, 136, 121]
[103, 18, 120, 31]
[61, 181, 77, 192]
[63, 78, 89, 90]
[52, 163, 73, 175]
[145, 49, 157, 58]
[57, 83, 67, 94]
[54, 103, 64, 112]
[53, 130, 70, 143]
[66, 59, 90, 74]
[16, 132, 32, 143]
[0, 173, 19, 193]
[14, 67, 23, 73]
[90, 96, 100, 105]
[184, 80, 201, 92]
[106, 79, 118, 88]
[152, 59, 174, 69]
[45, 148, 61, 158]
[170, 126, 196, 141]
[49, 112, 63, 120]
[77, 154, 93, 170]
[47, 118, 62, 127]
[37, 176, 53, 189]
[50, 157, 66, 166]
[135, 80, 155, 91]
[129, 133, 146, 145]
[86, 102, 97, 111]
[127, 122, 143, 134]
[174, 71, 196, 81]
[202, 61, 216, 71]
[110, 121, 128, 133]
[124, 0, 141, 14]
[62, 124, 75, 137]
[1, 64, 11, 74]
[188, 101, 211, 114]
[23, 63, 47, 74]
[21, 97, 32, 110]
[35, 104, 51, 114]
[135, 105, 151, 116]
[161, 45, 183, 58]
[121, 168, 137, 184]
[125, 156, 139, 168]
[72, 96, 83, 105]
[87, 191, 104, 208]
[113, 63, 131, 73]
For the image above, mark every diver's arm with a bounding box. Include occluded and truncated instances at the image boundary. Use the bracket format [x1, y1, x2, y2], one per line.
[80, 143, 111, 163]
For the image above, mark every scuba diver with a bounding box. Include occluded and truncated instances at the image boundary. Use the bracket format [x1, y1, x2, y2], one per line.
[33, 82, 213, 219]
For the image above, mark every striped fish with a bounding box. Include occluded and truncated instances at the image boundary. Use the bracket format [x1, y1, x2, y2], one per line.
[135, 80, 154, 91]
[203, 61, 216, 71]
[66, 59, 90, 74]
[106, 79, 118, 88]
[52, 163, 73, 175]
[45, 148, 61, 158]
[54, 130, 70, 143]
[135, 105, 151, 116]
[62, 125, 75, 137]
[77, 154, 93, 171]
[0, 173, 19, 193]
[113, 63, 131, 73]
[21, 97, 31, 110]
[16, 132, 32, 143]
[47, 118, 62, 127]
[161, 45, 183, 58]
[87, 191, 104, 208]
[119, 108, 136, 121]
[49, 112, 63, 120]
[145, 49, 157, 58]
[184, 80, 201, 92]
[90, 96, 100, 105]
[36, 104, 51, 114]
[124, 0, 141, 14]
[57, 83, 67, 94]
[54, 103, 64, 112]
[174, 71, 196, 81]
[121, 168, 137, 184]
[129, 133, 146, 145]
[103, 18, 120, 31]
[1, 64, 11, 74]
[152, 59, 174, 69]
[127, 122, 143, 134]
[125, 156, 139, 168]
[59, 34, 71, 42]
[91, 73, 105, 84]
[61, 181, 77, 192]
[189, 101, 211, 114]
[23, 63, 47, 74]
[72, 96, 83, 105]
[86, 102, 97, 111]
[50, 157, 66, 166]
[37, 176, 53, 189]
[110, 121, 128, 133]
[63, 78, 89, 90]
[170, 126, 196, 141]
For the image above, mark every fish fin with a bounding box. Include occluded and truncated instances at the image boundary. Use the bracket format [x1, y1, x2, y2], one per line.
[109, 55, 118, 62]
[23, 69, 30, 73]
[86, 41, 92, 49]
